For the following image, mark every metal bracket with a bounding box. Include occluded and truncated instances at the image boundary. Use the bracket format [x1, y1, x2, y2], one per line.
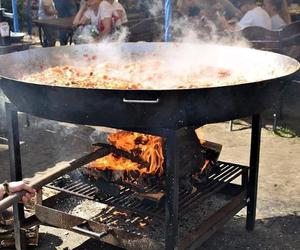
[123, 98, 160, 104]
[72, 224, 108, 239]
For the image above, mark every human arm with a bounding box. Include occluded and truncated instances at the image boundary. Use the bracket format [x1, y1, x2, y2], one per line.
[98, 1, 113, 37]
[0, 181, 36, 203]
[73, 2, 89, 26]
[42, 0, 58, 16]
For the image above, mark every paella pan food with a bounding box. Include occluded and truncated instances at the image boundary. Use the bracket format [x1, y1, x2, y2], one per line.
[21, 58, 238, 90]
[18, 43, 299, 90]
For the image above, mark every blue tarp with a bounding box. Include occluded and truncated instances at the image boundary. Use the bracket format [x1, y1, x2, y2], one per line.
[164, 0, 172, 41]
[11, 0, 20, 32]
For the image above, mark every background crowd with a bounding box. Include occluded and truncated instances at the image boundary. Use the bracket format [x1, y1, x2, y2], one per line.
[0, 0, 299, 46]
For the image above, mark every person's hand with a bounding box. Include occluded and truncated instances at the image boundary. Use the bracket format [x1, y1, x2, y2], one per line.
[80, 1, 88, 11]
[8, 181, 36, 203]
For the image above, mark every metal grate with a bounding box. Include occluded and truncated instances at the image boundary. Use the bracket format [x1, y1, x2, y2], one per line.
[47, 161, 248, 219]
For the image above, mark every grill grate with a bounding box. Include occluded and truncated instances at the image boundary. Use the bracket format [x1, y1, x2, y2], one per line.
[47, 161, 248, 219]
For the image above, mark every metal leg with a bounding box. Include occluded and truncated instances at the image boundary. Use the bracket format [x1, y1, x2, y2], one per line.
[38, 26, 45, 47]
[25, 114, 30, 127]
[272, 113, 277, 132]
[164, 130, 179, 250]
[246, 114, 261, 231]
[69, 31, 73, 45]
[229, 120, 233, 131]
[5, 103, 27, 250]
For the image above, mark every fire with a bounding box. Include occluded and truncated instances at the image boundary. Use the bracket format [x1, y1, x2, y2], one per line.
[89, 131, 164, 176]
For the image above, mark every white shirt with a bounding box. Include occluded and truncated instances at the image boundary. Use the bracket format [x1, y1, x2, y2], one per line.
[238, 7, 271, 30]
[112, 1, 128, 24]
[38, 0, 57, 20]
[271, 14, 286, 30]
[84, 0, 113, 26]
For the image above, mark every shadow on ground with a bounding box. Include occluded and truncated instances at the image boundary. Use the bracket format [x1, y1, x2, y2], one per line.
[201, 213, 299, 250]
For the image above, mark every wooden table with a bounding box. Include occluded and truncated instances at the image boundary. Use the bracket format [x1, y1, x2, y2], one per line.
[33, 16, 75, 47]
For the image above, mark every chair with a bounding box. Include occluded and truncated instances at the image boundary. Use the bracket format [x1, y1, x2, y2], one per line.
[280, 20, 300, 60]
[230, 22, 300, 131]
[241, 26, 281, 52]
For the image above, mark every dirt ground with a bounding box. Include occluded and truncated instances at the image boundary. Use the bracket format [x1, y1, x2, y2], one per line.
[0, 110, 299, 250]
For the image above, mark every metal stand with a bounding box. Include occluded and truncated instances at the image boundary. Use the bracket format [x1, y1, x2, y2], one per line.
[246, 114, 261, 231]
[5, 103, 27, 250]
[164, 130, 179, 250]
[4, 102, 262, 249]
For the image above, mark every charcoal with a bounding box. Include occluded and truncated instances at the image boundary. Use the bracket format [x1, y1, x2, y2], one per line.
[94, 180, 121, 198]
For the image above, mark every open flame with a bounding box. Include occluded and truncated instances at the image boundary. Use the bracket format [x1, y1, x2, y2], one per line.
[89, 131, 164, 176]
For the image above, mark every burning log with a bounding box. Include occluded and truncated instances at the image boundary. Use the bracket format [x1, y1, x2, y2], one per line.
[175, 127, 222, 190]
[92, 143, 150, 169]
[82, 127, 222, 195]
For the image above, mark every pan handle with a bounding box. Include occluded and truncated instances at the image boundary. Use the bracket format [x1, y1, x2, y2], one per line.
[72, 225, 108, 239]
[122, 98, 160, 104]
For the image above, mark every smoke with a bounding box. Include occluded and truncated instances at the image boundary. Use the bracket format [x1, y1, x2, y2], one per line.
[18, 0, 299, 91]
[143, 0, 163, 17]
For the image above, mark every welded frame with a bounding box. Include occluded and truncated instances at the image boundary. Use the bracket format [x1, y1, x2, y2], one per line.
[5, 102, 261, 250]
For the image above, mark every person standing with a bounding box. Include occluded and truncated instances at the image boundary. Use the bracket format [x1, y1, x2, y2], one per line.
[38, 0, 58, 47]
[53, 0, 77, 45]
[24, 0, 39, 39]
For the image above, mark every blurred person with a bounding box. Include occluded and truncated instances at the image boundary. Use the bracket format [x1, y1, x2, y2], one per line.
[38, 0, 58, 47]
[176, 0, 201, 17]
[53, 0, 77, 45]
[263, 0, 291, 30]
[0, 181, 35, 203]
[216, 0, 242, 20]
[110, 0, 127, 26]
[24, 0, 39, 39]
[176, 0, 241, 19]
[237, 0, 272, 29]
[199, 0, 233, 31]
[73, 0, 113, 37]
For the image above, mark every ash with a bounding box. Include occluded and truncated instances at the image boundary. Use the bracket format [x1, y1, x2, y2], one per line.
[138, 193, 230, 243]
[51, 195, 107, 220]
[50, 192, 230, 245]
